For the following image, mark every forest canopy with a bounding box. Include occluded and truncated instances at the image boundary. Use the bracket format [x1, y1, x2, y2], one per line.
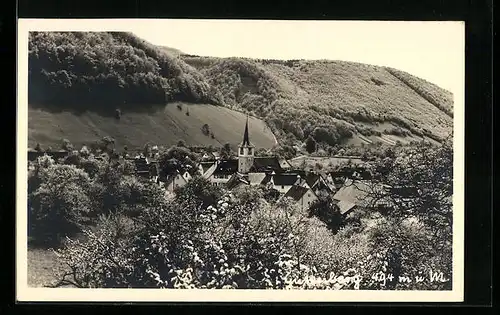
[28, 32, 221, 109]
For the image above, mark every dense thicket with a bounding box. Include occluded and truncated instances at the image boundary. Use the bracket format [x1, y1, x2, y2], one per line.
[28, 32, 221, 108]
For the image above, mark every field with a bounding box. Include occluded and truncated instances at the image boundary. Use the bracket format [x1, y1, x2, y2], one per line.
[28, 103, 278, 150]
[27, 247, 64, 287]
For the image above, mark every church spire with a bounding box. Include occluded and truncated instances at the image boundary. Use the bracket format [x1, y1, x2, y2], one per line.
[242, 115, 251, 146]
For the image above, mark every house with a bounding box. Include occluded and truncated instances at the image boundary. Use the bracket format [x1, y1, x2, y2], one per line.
[132, 156, 159, 182]
[332, 179, 387, 217]
[28, 150, 69, 162]
[205, 159, 238, 187]
[205, 116, 283, 187]
[281, 184, 319, 211]
[201, 151, 217, 161]
[278, 158, 293, 170]
[198, 161, 217, 177]
[163, 170, 192, 192]
[225, 173, 250, 190]
[297, 172, 335, 197]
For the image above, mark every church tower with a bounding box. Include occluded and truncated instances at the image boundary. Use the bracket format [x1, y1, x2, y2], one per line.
[238, 116, 255, 174]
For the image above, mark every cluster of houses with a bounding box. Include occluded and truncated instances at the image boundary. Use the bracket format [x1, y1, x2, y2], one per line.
[28, 119, 388, 217]
[141, 118, 385, 217]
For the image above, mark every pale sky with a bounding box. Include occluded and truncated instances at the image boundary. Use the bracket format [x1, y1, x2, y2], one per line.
[20, 19, 464, 95]
[130, 20, 464, 95]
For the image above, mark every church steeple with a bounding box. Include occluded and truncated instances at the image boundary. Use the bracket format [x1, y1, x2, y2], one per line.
[238, 115, 255, 174]
[242, 115, 251, 146]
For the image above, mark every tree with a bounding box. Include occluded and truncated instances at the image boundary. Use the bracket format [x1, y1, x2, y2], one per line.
[305, 136, 316, 154]
[360, 139, 453, 289]
[308, 195, 343, 233]
[29, 164, 92, 246]
[177, 140, 186, 147]
[220, 143, 233, 159]
[143, 143, 151, 157]
[61, 138, 74, 151]
[201, 123, 210, 136]
[80, 145, 90, 158]
[174, 176, 223, 209]
[158, 145, 199, 177]
[35, 143, 43, 152]
[101, 136, 115, 153]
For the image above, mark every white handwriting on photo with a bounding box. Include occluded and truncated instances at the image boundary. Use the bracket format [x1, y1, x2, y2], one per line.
[334, 270, 450, 289]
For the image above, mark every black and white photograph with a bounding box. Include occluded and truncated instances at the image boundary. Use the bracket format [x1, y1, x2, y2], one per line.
[17, 19, 464, 302]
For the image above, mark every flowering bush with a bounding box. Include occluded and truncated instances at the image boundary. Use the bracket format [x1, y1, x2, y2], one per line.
[49, 142, 453, 290]
[29, 163, 93, 245]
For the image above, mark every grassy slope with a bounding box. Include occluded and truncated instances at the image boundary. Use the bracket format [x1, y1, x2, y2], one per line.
[28, 102, 277, 150]
[264, 60, 453, 138]
[28, 32, 453, 150]
[185, 56, 453, 145]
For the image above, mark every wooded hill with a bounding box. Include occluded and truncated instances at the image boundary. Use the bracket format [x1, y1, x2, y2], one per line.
[28, 32, 453, 150]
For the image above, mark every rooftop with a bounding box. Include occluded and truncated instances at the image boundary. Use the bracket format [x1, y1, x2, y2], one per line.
[283, 185, 311, 202]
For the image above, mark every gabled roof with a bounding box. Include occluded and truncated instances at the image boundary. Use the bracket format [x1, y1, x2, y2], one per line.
[163, 172, 188, 187]
[272, 174, 301, 186]
[226, 173, 250, 190]
[304, 173, 321, 188]
[247, 172, 268, 185]
[332, 179, 387, 214]
[336, 200, 358, 215]
[250, 157, 282, 172]
[333, 180, 371, 204]
[199, 161, 216, 174]
[283, 185, 311, 202]
[213, 159, 238, 175]
[260, 174, 272, 186]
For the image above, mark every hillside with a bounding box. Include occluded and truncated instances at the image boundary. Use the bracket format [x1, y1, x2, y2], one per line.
[28, 32, 454, 152]
[28, 103, 277, 150]
[191, 57, 454, 146]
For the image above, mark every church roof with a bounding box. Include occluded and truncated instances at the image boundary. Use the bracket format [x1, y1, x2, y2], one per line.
[241, 115, 253, 147]
[273, 174, 301, 186]
[213, 159, 239, 175]
[250, 157, 283, 172]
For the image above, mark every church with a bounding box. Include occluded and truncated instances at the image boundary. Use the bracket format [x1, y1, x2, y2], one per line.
[198, 117, 322, 210]
[201, 117, 293, 186]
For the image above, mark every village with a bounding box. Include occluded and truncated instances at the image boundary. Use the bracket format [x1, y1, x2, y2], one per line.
[29, 118, 390, 219]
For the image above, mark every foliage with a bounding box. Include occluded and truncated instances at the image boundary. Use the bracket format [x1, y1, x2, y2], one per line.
[201, 123, 210, 136]
[308, 195, 343, 233]
[305, 136, 316, 153]
[158, 145, 200, 177]
[220, 143, 234, 159]
[174, 177, 223, 209]
[29, 32, 220, 107]
[364, 137, 453, 234]
[28, 163, 92, 246]
[44, 139, 454, 290]
[29, 32, 452, 151]
[61, 138, 74, 151]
